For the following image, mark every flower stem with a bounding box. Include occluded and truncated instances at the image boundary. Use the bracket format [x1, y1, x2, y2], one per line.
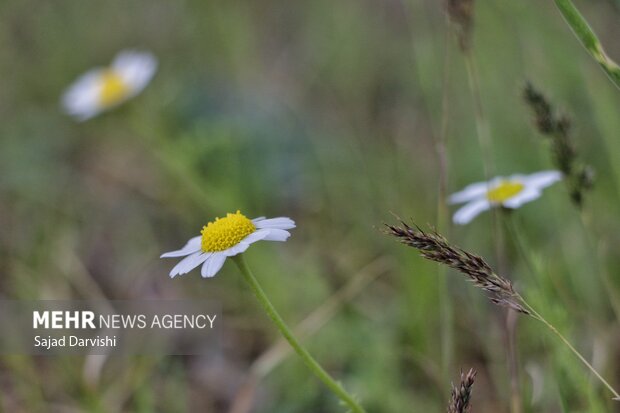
[232, 254, 366, 412]
[517, 296, 620, 401]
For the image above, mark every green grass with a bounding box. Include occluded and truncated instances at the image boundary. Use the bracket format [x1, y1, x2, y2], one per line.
[1, 0, 620, 411]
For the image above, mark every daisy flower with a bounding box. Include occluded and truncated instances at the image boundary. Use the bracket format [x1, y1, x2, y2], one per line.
[161, 211, 295, 278]
[449, 170, 562, 225]
[61, 50, 157, 121]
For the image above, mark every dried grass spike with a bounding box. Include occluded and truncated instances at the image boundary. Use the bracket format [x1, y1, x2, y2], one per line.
[523, 81, 593, 207]
[385, 219, 620, 401]
[448, 368, 477, 413]
[385, 221, 529, 314]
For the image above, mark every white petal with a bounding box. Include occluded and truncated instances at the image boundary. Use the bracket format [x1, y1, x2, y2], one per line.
[112, 50, 157, 95]
[524, 170, 562, 189]
[502, 188, 542, 208]
[262, 229, 291, 242]
[223, 242, 251, 257]
[169, 252, 211, 278]
[68, 107, 100, 122]
[201, 253, 227, 278]
[251, 217, 266, 223]
[61, 69, 106, 120]
[160, 236, 201, 258]
[453, 199, 491, 225]
[254, 217, 296, 230]
[241, 229, 271, 245]
[448, 182, 489, 204]
[503, 173, 528, 183]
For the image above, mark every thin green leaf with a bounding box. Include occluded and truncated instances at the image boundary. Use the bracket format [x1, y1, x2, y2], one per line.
[554, 0, 620, 89]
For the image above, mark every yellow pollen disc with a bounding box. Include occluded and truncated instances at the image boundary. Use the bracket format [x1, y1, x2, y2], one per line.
[98, 70, 130, 107]
[486, 181, 525, 203]
[200, 211, 256, 252]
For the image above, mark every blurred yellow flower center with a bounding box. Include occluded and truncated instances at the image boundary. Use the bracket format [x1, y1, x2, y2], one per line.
[487, 181, 525, 202]
[201, 211, 256, 252]
[98, 70, 130, 106]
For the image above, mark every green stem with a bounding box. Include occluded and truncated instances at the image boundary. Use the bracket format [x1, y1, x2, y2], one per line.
[497, 214, 522, 413]
[464, 51, 495, 180]
[517, 296, 620, 401]
[436, 12, 454, 390]
[553, 0, 620, 90]
[504, 214, 620, 400]
[232, 255, 366, 412]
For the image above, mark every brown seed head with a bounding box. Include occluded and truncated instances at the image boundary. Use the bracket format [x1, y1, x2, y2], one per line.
[385, 221, 529, 314]
[447, 368, 477, 413]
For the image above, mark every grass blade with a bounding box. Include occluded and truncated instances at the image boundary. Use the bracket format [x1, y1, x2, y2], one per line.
[554, 0, 620, 89]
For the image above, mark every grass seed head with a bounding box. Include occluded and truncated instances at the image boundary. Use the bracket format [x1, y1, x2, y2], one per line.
[447, 368, 477, 413]
[385, 221, 529, 314]
[523, 82, 593, 208]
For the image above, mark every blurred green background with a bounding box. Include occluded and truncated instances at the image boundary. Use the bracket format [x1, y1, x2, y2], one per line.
[2, 0, 620, 411]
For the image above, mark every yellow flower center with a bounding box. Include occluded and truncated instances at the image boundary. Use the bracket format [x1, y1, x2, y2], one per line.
[98, 70, 130, 107]
[486, 181, 525, 203]
[200, 211, 256, 252]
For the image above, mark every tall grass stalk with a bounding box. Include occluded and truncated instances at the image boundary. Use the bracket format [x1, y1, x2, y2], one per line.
[447, 3, 521, 407]
[469, 85, 524, 411]
[463, 53, 495, 179]
[504, 212, 620, 405]
[446, 0, 494, 177]
[387, 222, 620, 401]
[436, 13, 456, 390]
[515, 298, 620, 401]
[463, 49, 523, 412]
[553, 0, 620, 90]
[404, 0, 457, 390]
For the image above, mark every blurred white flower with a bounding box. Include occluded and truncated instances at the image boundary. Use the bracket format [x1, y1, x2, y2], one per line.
[449, 170, 562, 225]
[161, 211, 295, 278]
[61, 50, 157, 121]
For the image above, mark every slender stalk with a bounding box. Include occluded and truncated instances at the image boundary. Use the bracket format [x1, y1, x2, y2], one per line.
[387, 220, 620, 401]
[462, 55, 523, 412]
[436, 12, 455, 390]
[553, 0, 620, 90]
[516, 296, 620, 401]
[232, 255, 366, 413]
[461, 33, 523, 413]
[503, 214, 620, 401]
[505, 309, 522, 413]
[495, 214, 522, 413]
[464, 51, 495, 179]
